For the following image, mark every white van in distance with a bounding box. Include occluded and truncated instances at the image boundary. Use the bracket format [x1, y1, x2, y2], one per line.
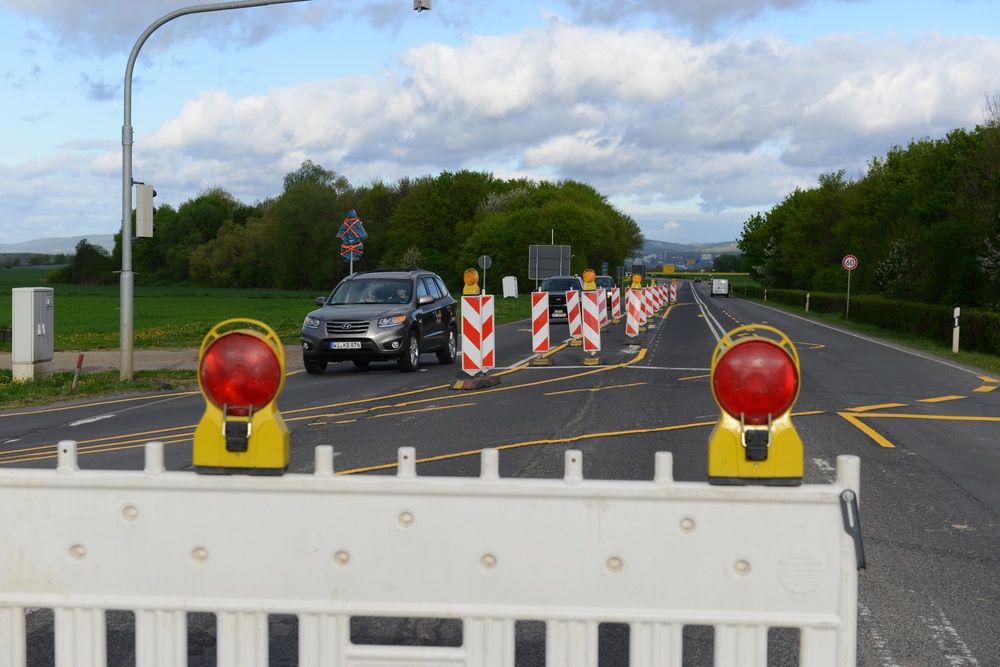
[711, 278, 730, 297]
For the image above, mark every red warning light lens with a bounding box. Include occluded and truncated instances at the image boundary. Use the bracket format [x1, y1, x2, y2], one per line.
[714, 340, 798, 425]
[200, 333, 281, 416]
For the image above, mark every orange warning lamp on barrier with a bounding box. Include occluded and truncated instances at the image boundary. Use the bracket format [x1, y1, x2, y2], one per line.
[707, 324, 803, 485]
[193, 319, 289, 475]
[463, 268, 480, 295]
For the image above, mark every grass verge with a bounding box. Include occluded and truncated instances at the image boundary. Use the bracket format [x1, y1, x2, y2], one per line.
[1, 369, 198, 411]
[750, 297, 1000, 375]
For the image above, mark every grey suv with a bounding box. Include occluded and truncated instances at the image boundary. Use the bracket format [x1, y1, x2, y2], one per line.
[301, 269, 458, 374]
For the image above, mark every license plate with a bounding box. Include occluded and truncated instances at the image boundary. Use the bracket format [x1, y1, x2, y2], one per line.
[332, 341, 361, 349]
[553, 309, 566, 317]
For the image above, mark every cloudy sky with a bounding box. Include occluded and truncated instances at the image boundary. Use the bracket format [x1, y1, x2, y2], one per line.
[1, 0, 998, 248]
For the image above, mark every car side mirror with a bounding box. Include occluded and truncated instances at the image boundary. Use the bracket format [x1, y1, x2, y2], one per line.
[316, 297, 327, 306]
[418, 295, 434, 306]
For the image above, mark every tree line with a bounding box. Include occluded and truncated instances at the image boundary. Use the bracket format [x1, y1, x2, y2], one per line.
[739, 98, 1000, 310]
[50, 164, 644, 293]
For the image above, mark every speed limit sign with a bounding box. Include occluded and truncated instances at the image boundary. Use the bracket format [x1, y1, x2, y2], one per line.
[842, 255, 858, 271]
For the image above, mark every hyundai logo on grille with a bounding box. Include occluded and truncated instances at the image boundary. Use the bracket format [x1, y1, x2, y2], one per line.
[340, 323, 352, 330]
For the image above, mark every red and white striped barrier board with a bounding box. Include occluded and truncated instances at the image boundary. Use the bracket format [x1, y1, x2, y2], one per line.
[531, 291, 549, 354]
[643, 287, 654, 322]
[566, 290, 582, 339]
[670, 282, 677, 303]
[461, 295, 495, 376]
[598, 289, 608, 328]
[650, 285, 661, 311]
[626, 288, 641, 337]
[610, 287, 621, 319]
[582, 290, 602, 353]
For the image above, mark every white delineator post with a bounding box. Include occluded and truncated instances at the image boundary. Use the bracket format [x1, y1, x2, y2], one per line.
[952, 307, 960, 353]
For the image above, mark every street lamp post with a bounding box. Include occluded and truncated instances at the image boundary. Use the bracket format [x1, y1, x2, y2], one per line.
[120, 0, 310, 381]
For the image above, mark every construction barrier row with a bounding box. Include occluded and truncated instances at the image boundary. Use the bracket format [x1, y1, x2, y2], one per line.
[466, 284, 678, 372]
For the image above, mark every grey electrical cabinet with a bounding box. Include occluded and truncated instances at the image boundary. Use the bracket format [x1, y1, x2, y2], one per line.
[12, 287, 55, 380]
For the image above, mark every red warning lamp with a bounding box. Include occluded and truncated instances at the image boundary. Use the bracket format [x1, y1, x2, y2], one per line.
[200, 332, 283, 417]
[708, 325, 804, 485]
[193, 319, 289, 475]
[712, 339, 798, 425]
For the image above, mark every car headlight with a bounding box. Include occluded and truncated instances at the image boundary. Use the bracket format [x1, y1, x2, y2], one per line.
[303, 316, 322, 329]
[377, 315, 407, 328]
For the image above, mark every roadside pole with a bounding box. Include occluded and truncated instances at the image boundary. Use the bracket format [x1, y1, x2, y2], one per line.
[842, 255, 858, 321]
[120, 0, 310, 381]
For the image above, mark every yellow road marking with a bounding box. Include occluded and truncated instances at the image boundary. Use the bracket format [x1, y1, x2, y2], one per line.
[857, 412, 1000, 423]
[338, 419, 717, 474]
[369, 403, 475, 419]
[0, 390, 200, 418]
[848, 403, 908, 412]
[545, 383, 648, 396]
[919, 396, 965, 403]
[839, 412, 896, 448]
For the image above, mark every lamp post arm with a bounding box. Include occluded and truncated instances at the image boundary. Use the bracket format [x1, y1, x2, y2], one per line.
[120, 0, 310, 381]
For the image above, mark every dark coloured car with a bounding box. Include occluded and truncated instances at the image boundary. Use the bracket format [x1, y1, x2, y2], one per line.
[594, 275, 616, 309]
[694, 276, 702, 283]
[538, 275, 585, 319]
[301, 269, 458, 374]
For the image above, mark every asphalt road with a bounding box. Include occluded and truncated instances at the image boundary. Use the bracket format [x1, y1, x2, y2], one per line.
[2, 282, 999, 665]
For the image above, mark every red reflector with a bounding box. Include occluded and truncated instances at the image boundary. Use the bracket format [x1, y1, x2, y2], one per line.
[200, 333, 281, 416]
[713, 340, 797, 425]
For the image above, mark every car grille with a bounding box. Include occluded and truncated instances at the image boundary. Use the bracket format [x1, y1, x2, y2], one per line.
[325, 320, 370, 335]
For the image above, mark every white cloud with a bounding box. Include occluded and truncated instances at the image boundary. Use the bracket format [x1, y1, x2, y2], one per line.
[2, 0, 999, 246]
[109, 21, 1000, 244]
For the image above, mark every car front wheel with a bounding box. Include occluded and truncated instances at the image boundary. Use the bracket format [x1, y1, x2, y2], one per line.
[436, 325, 457, 365]
[399, 331, 421, 372]
[303, 358, 327, 375]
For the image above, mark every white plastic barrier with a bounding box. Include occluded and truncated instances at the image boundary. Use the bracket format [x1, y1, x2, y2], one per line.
[0, 442, 862, 667]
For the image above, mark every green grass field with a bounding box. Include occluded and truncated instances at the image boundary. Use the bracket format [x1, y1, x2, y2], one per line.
[0, 268, 533, 352]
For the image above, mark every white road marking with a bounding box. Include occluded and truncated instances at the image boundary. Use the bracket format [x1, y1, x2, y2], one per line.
[69, 414, 116, 427]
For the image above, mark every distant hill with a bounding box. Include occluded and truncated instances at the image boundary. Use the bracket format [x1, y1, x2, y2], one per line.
[0, 234, 735, 260]
[0, 235, 116, 255]
[641, 239, 739, 259]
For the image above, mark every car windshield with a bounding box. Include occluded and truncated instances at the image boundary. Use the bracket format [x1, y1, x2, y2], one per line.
[595, 277, 615, 288]
[541, 278, 581, 291]
[328, 279, 412, 305]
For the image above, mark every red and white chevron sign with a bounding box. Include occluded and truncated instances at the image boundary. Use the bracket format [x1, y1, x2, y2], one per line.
[531, 291, 549, 354]
[610, 287, 621, 319]
[582, 290, 602, 353]
[461, 295, 495, 376]
[625, 288, 640, 338]
[566, 290, 582, 339]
